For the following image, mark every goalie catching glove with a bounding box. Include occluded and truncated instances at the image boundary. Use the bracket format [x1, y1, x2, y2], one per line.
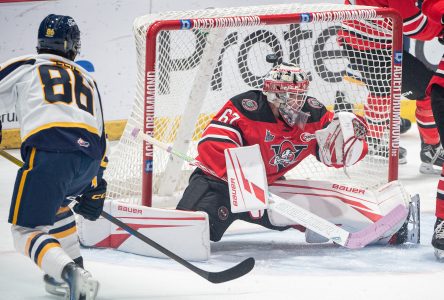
[73, 178, 107, 221]
[315, 111, 368, 167]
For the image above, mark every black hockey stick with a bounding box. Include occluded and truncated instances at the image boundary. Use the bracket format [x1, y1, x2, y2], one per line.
[100, 210, 254, 283]
[0, 149, 255, 283]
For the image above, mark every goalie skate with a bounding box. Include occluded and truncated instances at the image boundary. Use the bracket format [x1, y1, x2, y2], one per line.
[387, 194, 420, 245]
[419, 142, 444, 175]
[367, 137, 407, 164]
[61, 263, 99, 300]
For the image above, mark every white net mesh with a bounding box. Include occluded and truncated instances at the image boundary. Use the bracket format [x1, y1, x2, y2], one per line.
[105, 3, 401, 207]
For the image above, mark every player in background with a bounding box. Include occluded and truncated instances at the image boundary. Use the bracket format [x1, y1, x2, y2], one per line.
[419, 0, 444, 260]
[176, 61, 416, 244]
[0, 14, 107, 299]
[340, 0, 444, 172]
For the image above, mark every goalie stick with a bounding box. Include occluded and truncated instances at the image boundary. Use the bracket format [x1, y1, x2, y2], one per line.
[0, 149, 254, 284]
[131, 128, 408, 249]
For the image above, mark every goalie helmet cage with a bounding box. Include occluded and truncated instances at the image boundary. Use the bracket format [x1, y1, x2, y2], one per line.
[105, 3, 403, 207]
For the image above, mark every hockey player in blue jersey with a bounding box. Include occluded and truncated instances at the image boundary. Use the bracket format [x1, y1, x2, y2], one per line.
[0, 14, 107, 300]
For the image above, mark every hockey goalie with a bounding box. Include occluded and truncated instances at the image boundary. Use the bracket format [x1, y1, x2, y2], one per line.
[176, 61, 420, 247]
[80, 61, 419, 259]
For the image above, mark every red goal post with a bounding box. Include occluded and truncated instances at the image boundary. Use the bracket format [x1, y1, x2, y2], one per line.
[106, 4, 403, 207]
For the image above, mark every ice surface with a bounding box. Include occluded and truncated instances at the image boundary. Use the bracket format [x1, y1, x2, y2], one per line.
[1, 125, 443, 300]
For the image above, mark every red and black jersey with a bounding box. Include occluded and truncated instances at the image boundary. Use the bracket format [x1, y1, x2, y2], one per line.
[427, 57, 444, 92]
[196, 90, 334, 184]
[422, 0, 444, 25]
[339, 0, 443, 51]
[422, 0, 444, 92]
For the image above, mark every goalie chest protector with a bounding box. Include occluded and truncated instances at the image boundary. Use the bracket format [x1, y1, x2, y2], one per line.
[197, 90, 333, 184]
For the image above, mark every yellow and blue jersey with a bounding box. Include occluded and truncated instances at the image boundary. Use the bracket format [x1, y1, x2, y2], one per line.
[0, 53, 106, 160]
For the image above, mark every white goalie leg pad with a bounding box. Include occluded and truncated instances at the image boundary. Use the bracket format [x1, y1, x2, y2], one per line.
[268, 179, 410, 242]
[77, 200, 210, 261]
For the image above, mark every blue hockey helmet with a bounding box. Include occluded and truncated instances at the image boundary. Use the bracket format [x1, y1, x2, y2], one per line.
[37, 14, 81, 60]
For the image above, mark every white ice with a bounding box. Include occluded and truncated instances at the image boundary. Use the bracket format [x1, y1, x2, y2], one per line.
[1, 124, 443, 300]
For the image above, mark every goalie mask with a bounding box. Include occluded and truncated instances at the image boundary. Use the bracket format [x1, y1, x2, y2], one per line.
[263, 63, 310, 128]
[37, 14, 81, 61]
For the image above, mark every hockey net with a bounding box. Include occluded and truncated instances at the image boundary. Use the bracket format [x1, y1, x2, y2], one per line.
[105, 3, 403, 207]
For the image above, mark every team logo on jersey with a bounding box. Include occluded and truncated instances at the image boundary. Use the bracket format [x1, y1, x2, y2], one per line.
[270, 140, 307, 171]
[307, 98, 323, 109]
[265, 129, 275, 142]
[241, 99, 258, 111]
[300, 132, 316, 143]
[77, 138, 90, 148]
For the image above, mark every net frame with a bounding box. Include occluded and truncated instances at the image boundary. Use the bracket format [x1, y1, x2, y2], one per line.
[107, 4, 403, 207]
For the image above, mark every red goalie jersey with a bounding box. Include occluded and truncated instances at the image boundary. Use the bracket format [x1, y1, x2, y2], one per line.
[340, 0, 443, 50]
[422, 0, 444, 93]
[196, 90, 334, 184]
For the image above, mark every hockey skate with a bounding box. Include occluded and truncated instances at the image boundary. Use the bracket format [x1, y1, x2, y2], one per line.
[44, 274, 68, 296]
[388, 194, 420, 245]
[419, 142, 444, 175]
[61, 263, 99, 300]
[44, 257, 84, 297]
[432, 218, 444, 261]
[367, 137, 407, 164]
[398, 147, 407, 165]
[400, 118, 411, 135]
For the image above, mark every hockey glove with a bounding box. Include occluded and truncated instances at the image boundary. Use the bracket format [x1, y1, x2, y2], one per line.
[315, 112, 368, 167]
[73, 179, 107, 221]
